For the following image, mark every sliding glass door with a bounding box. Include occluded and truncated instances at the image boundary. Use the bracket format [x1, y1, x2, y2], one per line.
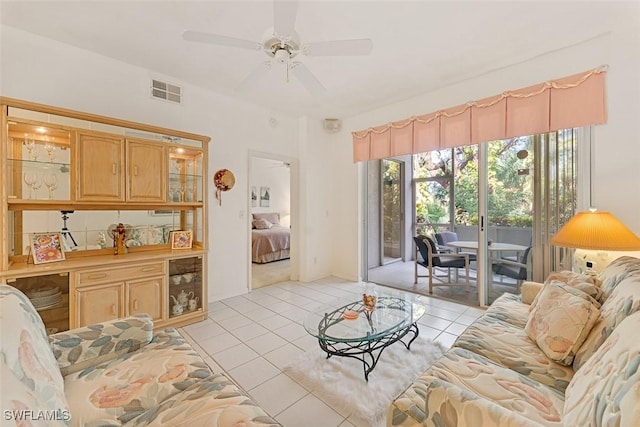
[410, 129, 582, 306]
[478, 130, 579, 305]
[483, 137, 534, 304]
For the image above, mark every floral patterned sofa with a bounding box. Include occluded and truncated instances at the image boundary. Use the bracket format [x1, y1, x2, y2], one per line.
[388, 256, 640, 426]
[0, 285, 280, 426]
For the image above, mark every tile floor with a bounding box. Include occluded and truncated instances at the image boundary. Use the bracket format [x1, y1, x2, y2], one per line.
[179, 277, 485, 427]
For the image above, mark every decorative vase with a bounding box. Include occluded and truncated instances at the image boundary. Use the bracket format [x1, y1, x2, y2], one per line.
[362, 283, 378, 312]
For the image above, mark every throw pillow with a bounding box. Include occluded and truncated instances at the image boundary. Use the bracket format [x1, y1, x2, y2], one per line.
[529, 270, 603, 311]
[252, 212, 280, 225]
[252, 218, 272, 230]
[525, 281, 600, 366]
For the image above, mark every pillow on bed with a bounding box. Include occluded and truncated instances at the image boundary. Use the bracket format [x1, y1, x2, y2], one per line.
[253, 212, 280, 225]
[252, 218, 273, 229]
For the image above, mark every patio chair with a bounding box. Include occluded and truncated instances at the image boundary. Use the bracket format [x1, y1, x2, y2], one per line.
[492, 246, 532, 289]
[414, 235, 470, 294]
[435, 231, 477, 261]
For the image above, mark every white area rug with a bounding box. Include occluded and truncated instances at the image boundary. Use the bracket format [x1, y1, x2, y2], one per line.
[283, 335, 445, 426]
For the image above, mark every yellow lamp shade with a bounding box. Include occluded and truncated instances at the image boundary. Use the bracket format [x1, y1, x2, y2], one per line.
[550, 210, 640, 251]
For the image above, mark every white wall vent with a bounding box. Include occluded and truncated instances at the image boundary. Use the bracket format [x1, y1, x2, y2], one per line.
[151, 79, 182, 104]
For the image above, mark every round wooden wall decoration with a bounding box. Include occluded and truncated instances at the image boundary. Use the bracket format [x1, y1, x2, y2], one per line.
[213, 169, 235, 206]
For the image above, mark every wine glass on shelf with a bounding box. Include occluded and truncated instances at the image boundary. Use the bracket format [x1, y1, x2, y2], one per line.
[44, 140, 56, 162]
[31, 174, 43, 199]
[44, 173, 58, 199]
[23, 172, 37, 199]
[24, 137, 36, 160]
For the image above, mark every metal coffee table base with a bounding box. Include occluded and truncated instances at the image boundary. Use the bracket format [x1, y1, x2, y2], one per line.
[316, 322, 420, 381]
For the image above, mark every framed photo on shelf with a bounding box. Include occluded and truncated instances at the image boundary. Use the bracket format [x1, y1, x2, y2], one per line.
[30, 232, 66, 264]
[171, 230, 193, 249]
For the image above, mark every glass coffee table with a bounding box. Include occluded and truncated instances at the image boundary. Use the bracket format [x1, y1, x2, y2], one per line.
[303, 288, 428, 381]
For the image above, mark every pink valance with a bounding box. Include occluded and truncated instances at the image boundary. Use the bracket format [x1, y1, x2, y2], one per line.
[352, 67, 607, 162]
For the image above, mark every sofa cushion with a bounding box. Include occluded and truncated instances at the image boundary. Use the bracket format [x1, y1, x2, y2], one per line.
[564, 311, 640, 426]
[483, 293, 529, 328]
[598, 256, 640, 301]
[389, 375, 545, 427]
[454, 310, 574, 392]
[573, 276, 640, 371]
[50, 314, 154, 376]
[1, 362, 70, 426]
[0, 285, 70, 420]
[124, 373, 280, 426]
[525, 282, 600, 366]
[63, 328, 214, 425]
[419, 348, 564, 425]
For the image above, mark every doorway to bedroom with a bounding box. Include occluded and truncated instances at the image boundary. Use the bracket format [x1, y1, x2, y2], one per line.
[250, 156, 292, 289]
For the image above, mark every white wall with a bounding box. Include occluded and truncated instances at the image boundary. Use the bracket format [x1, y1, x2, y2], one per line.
[297, 117, 334, 282]
[0, 25, 302, 301]
[250, 158, 291, 227]
[333, 4, 640, 281]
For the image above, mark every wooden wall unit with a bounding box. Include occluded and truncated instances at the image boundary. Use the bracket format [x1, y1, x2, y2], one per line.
[0, 97, 210, 332]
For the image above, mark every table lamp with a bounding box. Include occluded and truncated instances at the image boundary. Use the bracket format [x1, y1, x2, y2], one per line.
[549, 209, 640, 274]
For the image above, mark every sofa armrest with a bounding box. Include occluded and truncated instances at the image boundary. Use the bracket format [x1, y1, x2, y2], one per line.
[521, 281, 544, 305]
[388, 376, 542, 427]
[49, 313, 154, 376]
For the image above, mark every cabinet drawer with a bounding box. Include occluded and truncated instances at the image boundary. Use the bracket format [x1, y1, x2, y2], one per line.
[77, 262, 165, 286]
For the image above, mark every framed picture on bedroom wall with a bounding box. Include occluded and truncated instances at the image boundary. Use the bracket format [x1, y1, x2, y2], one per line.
[260, 186, 270, 207]
[251, 186, 257, 207]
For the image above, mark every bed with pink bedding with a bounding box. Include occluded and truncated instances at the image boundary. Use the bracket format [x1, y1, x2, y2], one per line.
[251, 213, 290, 264]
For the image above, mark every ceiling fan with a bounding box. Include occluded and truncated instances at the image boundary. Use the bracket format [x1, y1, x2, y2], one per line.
[182, 1, 373, 95]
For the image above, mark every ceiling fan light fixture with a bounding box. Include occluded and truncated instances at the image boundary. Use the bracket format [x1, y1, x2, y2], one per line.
[274, 49, 290, 64]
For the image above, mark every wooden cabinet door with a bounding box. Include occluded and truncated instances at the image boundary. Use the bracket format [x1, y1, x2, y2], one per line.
[76, 132, 125, 201]
[127, 277, 165, 322]
[76, 282, 124, 326]
[127, 140, 166, 202]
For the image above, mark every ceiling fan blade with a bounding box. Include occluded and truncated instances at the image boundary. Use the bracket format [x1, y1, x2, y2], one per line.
[303, 39, 373, 56]
[273, 1, 299, 37]
[235, 62, 273, 92]
[183, 30, 261, 51]
[290, 62, 326, 95]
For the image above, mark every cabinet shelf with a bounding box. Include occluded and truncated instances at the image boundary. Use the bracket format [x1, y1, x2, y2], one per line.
[7, 158, 71, 200]
[8, 158, 71, 170]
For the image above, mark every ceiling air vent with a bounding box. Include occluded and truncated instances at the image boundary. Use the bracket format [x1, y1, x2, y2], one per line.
[151, 79, 182, 104]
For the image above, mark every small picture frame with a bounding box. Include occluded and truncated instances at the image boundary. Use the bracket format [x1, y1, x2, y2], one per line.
[30, 233, 66, 264]
[251, 186, 257, 207]
[260, 186, 270, 207]
[171, 230, 193, 249]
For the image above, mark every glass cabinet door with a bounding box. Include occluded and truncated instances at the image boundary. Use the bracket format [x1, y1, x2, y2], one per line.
[6, 121, 71, 201]
[168, 256, 203, 317]
[6, 273, 70, 333]
[168, 146, 203, 204]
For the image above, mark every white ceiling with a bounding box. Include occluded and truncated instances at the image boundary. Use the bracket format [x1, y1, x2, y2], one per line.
[0, 1, 629, 118]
